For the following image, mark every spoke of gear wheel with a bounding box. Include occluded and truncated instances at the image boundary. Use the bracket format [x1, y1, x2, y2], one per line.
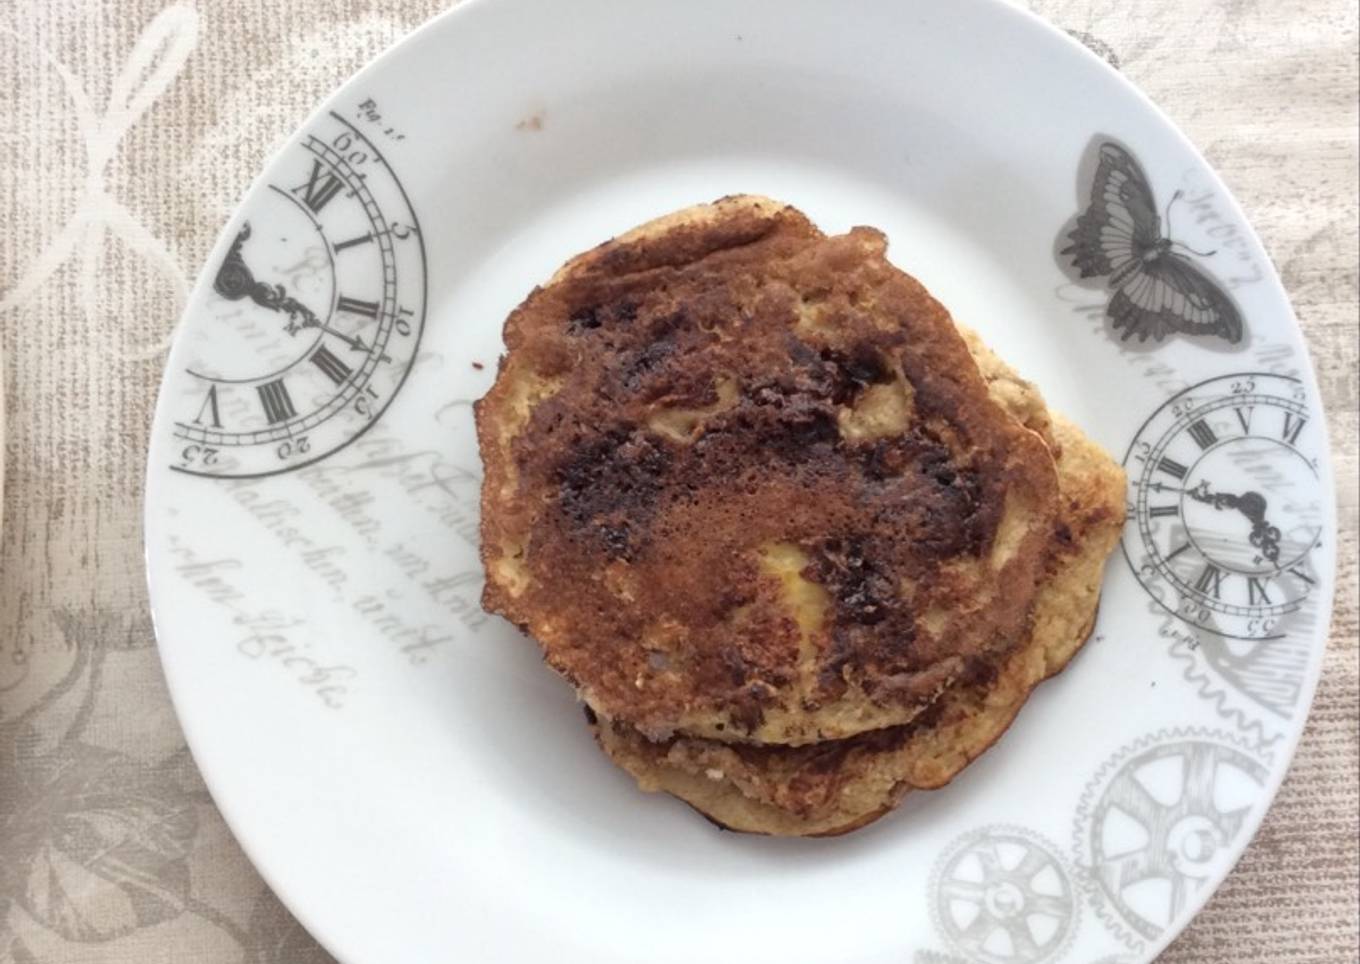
[1012, 844, 1056, 883]
[941, 878, 987, 901]
[1169, 870, 1193, 922]
[1104, 847, 1156, 891]
[1182, 744, 1222, 814]
[1108, 771, 1169, 827]
[977, 837, 1005, 880]
[959, 907, 1001, 950]
[1026, 894, 1070, 919]
[1003, 915, 1041, 959]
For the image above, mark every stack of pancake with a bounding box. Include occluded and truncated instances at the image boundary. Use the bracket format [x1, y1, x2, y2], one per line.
[475, 197, 1125, 836]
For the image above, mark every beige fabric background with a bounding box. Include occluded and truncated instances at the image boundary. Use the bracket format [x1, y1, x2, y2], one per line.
[0, 1, 1355, 961]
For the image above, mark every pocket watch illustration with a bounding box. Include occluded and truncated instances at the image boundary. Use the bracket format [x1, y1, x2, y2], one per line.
[170, 110, 426, 478]
[1123, 373, 1324, 639]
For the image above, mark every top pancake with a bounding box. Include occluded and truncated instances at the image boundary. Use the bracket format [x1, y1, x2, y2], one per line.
[476, 196, 1060, 744]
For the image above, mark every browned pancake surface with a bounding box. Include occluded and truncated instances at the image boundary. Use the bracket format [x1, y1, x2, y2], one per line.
[476, 196, 1060, 744]
[593, 413, 1127, 835]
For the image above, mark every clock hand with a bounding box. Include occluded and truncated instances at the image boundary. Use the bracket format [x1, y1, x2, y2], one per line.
[213, 222, 320, 335]
[295, 319, 367, 352]
[1249, 519, 1282, 565]
[1226, 490, 1283, 564]
[1186, 481, 1282, 564]
[1185, 480, 1241, 512]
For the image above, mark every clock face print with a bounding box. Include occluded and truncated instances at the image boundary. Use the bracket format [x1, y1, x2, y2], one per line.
[170, 111, 426, 478]
[1124, 373, 1324, 639]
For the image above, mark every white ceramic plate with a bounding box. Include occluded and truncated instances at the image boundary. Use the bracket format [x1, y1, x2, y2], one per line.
[144, 2, 1337, 961]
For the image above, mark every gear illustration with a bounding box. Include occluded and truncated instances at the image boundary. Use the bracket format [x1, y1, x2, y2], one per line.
[930, 825, 1078, 964]
[1073, 728, 1268, 951]
[1157, 594, 1319, 753]
[914, 952, 970, 964]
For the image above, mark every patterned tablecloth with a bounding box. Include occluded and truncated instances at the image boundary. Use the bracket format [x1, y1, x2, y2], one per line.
[1, 2, 1355, 961]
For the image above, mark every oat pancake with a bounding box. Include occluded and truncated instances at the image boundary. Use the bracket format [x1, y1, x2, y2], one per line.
[476, 196, 1061, 744]
[592, 413, 1125, 835]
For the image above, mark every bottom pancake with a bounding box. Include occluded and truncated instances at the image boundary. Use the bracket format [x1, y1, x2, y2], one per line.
[592, 414, 1125, 836]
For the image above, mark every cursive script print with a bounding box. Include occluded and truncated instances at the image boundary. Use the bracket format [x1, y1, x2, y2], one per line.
[234, 612, 356, 710]
[165, 535, 356, 709]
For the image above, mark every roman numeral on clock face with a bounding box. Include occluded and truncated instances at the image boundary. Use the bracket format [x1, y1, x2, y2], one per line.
[257, 379, 296, 424]
[294, 159, 344, 214]
[310, 344, 353, 385]
[1194, 563, 1226, 599]
[332, 232, 373, 253]
[1149, 505, 1179, 518]
[1282, 411, 1307, 445]
[336, 295, 379, 318]
[1187, 419, 1217, 450]
[193, 384, 222, 428]
[1157, 456, 1189, 480]
[1248, 577, 1272, 605]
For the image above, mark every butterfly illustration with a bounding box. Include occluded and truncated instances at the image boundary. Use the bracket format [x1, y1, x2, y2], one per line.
[1063, 141, 1243, 344]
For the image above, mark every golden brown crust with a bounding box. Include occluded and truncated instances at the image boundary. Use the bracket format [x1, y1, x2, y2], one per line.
[592, 413, 1126, 836]
[477, 196, 1061, 744]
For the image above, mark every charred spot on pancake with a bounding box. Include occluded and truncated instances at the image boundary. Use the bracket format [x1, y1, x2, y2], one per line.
[803, 536, 921, 700]
[554, 426, 671, 558]
[861, 438, 910, 480]
[567, 304, 603, 333]
[819, 345, 893, 404]
[909, 454, 985, 556]
[742, 381, 841, 457]
[719, 647, 752, 688]
[726, 683, 774, 735]
[567, 298, 640, 336]
[809, 536, 894, 626]
[853, 429, 987, 560]
[955, 653, 1002, 691]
